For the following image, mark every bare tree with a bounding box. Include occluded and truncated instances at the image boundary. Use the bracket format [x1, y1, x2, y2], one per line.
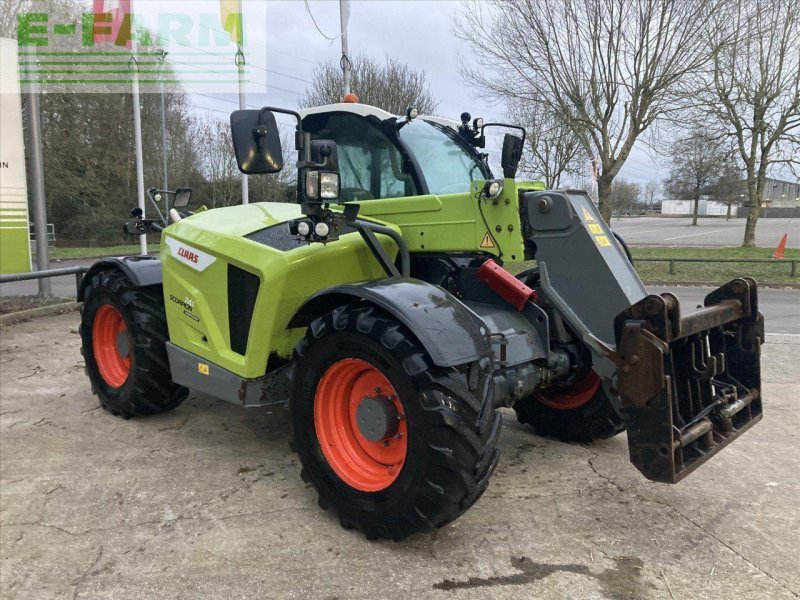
[665, 129, 731, 225]
[707, 164, 747, 220]
[642, 180, 660, 212]
[301, 55, 439, 115]
[456, 0, 718, 222]
[508, 100, 585, 189]
[703, 0, 800, 246]
[194, 119, 241, 208]
[610, 179, 641, 217]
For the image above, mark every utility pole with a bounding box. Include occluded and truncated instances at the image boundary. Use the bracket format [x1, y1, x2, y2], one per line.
[157, 48, 169, 199]
[339, 0, 351, 98]
[130, 0, 147, 256]
[236, 46, 249, 204]
[23, 47, 52, 297]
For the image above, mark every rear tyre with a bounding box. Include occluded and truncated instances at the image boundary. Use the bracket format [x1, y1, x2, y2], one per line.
[291, 304, 500, 541]
[80, 269, 187, 417]
[513, 370, 625, 443]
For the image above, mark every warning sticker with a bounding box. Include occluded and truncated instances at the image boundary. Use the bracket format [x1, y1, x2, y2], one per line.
[595, 235, 611, 247]
[480, 233, 495, 248]
[198, 363, 210, 375]
[587, 223, 604, 235]
[581, 207, 596, 222]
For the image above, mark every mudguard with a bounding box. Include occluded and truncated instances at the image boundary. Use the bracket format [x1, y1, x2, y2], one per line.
[288, 278, 491, 368]
[77, 256, 162, 301]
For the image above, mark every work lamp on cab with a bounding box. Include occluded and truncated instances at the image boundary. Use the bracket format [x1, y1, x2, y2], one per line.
[304, 170, 341, 201]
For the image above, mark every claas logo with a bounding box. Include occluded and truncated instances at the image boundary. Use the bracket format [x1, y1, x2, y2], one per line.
[177, 247, 199, 263]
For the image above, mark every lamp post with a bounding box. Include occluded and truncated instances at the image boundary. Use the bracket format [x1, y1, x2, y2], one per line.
[157, 48, 169, 217]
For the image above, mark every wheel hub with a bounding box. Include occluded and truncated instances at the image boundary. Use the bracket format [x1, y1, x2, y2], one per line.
[115, 331, 131, 358]
[314, 358, 408, 492]
[356, 394, 399, 441]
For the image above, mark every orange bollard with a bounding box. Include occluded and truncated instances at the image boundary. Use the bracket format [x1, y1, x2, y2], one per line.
[772, 233, 788, 259]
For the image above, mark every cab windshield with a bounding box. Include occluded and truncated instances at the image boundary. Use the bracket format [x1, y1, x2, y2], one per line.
[399, 120, 490, 195]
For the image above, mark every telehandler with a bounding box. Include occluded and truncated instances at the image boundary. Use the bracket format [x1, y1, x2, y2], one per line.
[79, 101, 763, 540]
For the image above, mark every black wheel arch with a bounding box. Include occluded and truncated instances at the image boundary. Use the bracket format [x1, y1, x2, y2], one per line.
[78, 256, 162, 301]
[287, 278, 492, 368]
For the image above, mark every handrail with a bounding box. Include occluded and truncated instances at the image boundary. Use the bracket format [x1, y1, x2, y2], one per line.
[0, 266, 90, 295]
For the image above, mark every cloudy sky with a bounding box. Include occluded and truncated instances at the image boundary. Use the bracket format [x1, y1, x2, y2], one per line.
[135, 0, 663, 185]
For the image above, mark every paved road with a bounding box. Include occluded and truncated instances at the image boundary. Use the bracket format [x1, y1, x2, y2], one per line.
[611, 216, 800, 248]
[1, 314, 797, 599]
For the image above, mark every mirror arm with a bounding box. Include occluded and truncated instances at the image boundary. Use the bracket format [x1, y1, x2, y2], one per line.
[480, 123, 527, 147]
[146, 193, 167, 226]
[257, 106, 311, 162]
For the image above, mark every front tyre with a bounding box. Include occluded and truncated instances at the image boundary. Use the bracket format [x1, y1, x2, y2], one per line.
[291, 304, 500, 540]
[80, 269, 187, 417]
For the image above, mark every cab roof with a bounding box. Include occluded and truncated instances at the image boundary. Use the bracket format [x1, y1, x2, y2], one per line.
[298, 102, 460, 131]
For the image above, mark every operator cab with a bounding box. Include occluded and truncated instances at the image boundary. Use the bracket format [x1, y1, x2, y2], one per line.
[300, 103, 491, 201]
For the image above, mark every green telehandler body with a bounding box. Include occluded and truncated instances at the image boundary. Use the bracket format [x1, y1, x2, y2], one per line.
[79, 102, 763, 540]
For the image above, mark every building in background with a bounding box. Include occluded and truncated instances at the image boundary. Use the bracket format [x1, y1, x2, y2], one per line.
[0, 37, 32, 274]
[660, 198, 729, 216]
[761, 177, 800, 207]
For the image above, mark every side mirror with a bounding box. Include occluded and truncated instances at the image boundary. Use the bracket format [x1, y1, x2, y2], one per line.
[230, 109, 284, 174]
[173, 188, 192, 208]
[501, 133, 523, 179]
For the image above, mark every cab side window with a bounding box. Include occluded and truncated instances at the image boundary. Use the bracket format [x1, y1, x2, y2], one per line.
[304, 113, 418, 201]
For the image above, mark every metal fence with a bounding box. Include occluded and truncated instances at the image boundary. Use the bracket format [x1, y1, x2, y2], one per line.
[634, 257, 799, 277]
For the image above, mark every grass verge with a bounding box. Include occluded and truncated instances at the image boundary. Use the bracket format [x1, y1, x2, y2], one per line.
[44, 245, 146, 260]
[507, 246, 799, 285]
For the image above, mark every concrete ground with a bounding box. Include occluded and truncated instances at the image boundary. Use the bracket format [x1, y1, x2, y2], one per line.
[610, 217, 800, 248]
[0, 313, 800, 600]
[1, 312, 798, 599]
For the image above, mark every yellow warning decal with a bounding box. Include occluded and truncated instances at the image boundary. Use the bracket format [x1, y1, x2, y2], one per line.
[587, 223, 604, 235]
[595, 235, 611, 247]
[582, 207, 596, 222]
[198, 363, 210, 375]
[480, 233, 495, 248]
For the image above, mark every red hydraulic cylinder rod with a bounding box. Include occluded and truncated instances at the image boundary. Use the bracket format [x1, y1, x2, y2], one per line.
[476, 259, 538, 311]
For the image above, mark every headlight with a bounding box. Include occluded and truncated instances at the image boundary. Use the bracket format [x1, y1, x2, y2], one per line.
[314, 222, 330, 237]
[305, 171, 319, 200]
[319, 172, 340, 200]
[297, 221, 311, 236]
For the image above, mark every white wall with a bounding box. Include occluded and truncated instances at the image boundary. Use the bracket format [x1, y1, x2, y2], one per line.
[0, 37, 32, 273]
[661, 199, 729, 216]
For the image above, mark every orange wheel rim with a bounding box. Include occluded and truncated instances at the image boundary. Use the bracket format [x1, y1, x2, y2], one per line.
[534, 370, 600, 410]
[314, 358, 407, 492]
[92, 304, 131, 388]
